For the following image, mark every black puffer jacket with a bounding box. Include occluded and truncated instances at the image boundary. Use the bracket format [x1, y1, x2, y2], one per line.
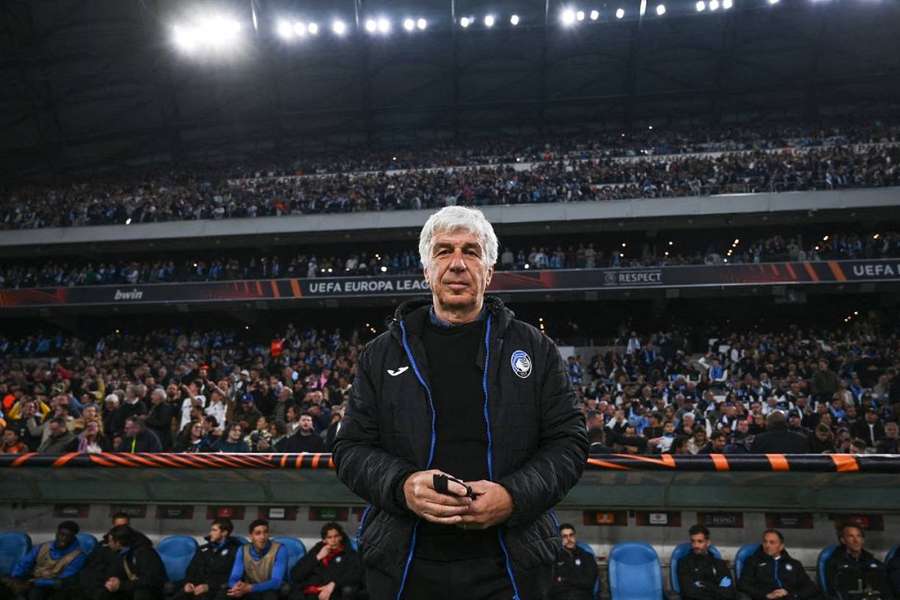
[334, 297, 588, 594]
[738, 547, 822, 600]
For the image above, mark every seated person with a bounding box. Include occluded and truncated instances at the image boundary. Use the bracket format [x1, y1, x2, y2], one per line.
[738, 529, 822, 599]
[678, 525, 736, 600]
[93, 525, 166, 600]
[548, 523, 597, 600]
[226, 519, 287, 600]
[1, 521, 87, 600]
[290, 522, 362, 600]
[175, 518, 242, 600]
[825, 524, 894, 600]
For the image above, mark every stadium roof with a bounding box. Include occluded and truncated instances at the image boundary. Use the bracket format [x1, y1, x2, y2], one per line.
[1, 0, 899, 176]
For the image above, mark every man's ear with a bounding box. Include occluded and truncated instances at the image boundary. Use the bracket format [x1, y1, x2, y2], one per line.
[485, 265, 494, 288]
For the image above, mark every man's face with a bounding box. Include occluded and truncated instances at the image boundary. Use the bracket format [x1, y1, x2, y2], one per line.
[228, 427, 242, 442]
[866, 411, 878, 423]
[425, 229, 493, 319]
[840, 526, 864, 554]
[713, 436, 726, 451]
[885, 423, 899, 439]
[561, 527, 577, 551]
[299, 415, 314, 432]
[124, 420, 139, 438]
[323, 528, 342, 551]
[690, 533, 710, 555]
[250, 525, 269, 549]
[209, 524, 226, 543]
[55, 528, 76, 549]
[2, 430, 16, 445]
[762, 532, 784, 557]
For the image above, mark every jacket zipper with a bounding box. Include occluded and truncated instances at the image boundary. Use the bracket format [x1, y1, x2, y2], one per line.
[393, 319, 438, 600]
[481, 314, 522, 600]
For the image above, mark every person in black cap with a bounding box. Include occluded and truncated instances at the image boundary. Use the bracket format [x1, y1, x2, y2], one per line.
[2, 521, 87, 600]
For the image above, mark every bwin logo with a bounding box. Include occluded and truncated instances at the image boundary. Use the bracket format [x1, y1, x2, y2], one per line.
[511, 350, 532, 379]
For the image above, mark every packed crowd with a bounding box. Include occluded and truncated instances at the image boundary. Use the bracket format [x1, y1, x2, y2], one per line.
[0, 318, 898, 457]
[2, 121, 899, 231]
[2, 230, 898, 289]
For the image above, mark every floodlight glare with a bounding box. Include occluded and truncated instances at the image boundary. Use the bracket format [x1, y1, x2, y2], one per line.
[332, 20, 347, 35]
[616, 7, 625, 18]
[276, 19, 294, 39]
[403, 18, 415, 31]
[417, 18, 427, 30]
[723, 0, 733, 8]
[656, 4, 666, 14]
[696, 0, 706, 10]
[294, 22, 307, 36]
[173, 25, 198, 51]
[576, 10, 586, 20]
[510, 14, 521, 25]
[307, 22, 319, 35]
[460, 16, 472, 27]
[484, 14, 496, 27]
[377, 17, 391, 33]
[590, 9, 600, 19]
[768, 0, 779, 4]
[709, 0, 720, 9]
[561, 8, 577, 25]
[364, 18, 377, 32]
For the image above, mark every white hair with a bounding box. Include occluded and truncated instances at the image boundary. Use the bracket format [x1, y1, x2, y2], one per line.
[418, 206, 499, 271]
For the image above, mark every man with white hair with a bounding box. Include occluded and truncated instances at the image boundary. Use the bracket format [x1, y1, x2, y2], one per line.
[334, 206, 588, 599]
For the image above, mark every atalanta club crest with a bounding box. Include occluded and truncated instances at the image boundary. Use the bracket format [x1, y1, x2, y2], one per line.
[511, 350, 532, 379]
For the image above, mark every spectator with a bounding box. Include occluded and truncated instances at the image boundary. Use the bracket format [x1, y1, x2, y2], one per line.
[226, 519, 288, 600]
[175, 518, 241, 600]
[176, 422, 217, 453]
[276, 413, 324, 453]
[144, 388, 176, 451]
[548, 523, 598, 600]
[218, 423, 250, 453]
[852, 409, 886, 450]
[737, 529, 822, 600]
[876, 422, 899, 454]
[1, 520, 87, 600]
[116, 417, 162, 453]
[751, 412, 810, 454]
[37, 417, 76, 454]
[77, 420, 110, 454]
[1, 427, 28, 454]
[809, 424, 835, 454]
[290, 522, 362, 600]
[677, 524, 736, 600]
[825, 524, 894, 600]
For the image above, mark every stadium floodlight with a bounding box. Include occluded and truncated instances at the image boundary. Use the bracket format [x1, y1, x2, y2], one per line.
[561, 8, 577, 25]
[276, 19, 294, 39]
[696, 1, 706, 10]
[768, 0, 779, 4]
[576, 10, 586, 20]
[460, 16, 472, 27]
[709, 0, 720, 9]
[173, 25, 198, 51]
[403, 17, 415, 31]
[656, 4, 666, 15]
[332, 20, 347, 36]
[364, 18, 377, 32]
[417, 18, 427, 30]
[484, 14, 496, 27]
[723, 0, 733, 8]
[294, 21, 307, 36]
[307, 22, 319, 35]
[590, 9, 600, 19]
[377, 17, 391, 33]
[510, 14, 521, 25]
[616, 7, 625, 18]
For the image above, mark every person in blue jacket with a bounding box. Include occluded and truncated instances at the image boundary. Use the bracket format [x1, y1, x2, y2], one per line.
[226, 520, 287, 599]
[4, 521, 87, 599]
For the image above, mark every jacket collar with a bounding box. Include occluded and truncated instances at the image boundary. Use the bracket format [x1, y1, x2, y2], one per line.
[391, 296, 514, 339]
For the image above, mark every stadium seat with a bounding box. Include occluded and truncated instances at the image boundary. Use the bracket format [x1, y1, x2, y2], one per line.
[234, 535, 249, 545]
[608, 542, 664, 600]
[272, 536, 307, 570]
[734, 543, 760, 580]
[0, 532, 32, 577]
[886, 544, 899, 563]
[817, 544, 838, 595]
[576, 542, 600, 600]
[77, 533, 98, 556]
[156, 535, 199, 583]
[669, 542, 723, 595]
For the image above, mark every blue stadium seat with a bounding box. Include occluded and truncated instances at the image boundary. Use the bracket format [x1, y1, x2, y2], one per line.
[0, 532, 32, 577]
[886, 544, 899, 563]
[817, 544, 838, 595]
[272, 536, 307, 570]
[234, 535, 249, 545]
[669, 542, 723, 594]
[77, 533, 98, 556]
[608, 542, 664, 600]
[156, 535, 199, 583]
[576, 542, 600, 600]
[734, 543, 760, 581]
